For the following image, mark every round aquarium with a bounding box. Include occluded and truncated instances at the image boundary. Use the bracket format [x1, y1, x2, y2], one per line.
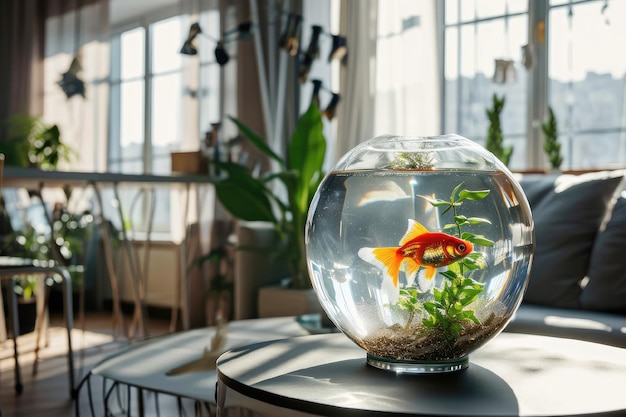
[305, 134, 534, 374]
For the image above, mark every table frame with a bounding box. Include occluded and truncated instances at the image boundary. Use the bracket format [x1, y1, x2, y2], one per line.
[3, 167, 217, 338]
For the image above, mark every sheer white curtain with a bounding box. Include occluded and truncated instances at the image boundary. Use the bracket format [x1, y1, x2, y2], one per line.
[335, 0, 441, 162]
[335, 0, 378, 161]
[373, 0, 440, 137]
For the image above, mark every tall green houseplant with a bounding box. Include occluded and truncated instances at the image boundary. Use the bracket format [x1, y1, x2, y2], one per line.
[485, 93, 513, 166]
[542, 106, 563, 170]
[214, 102, 326, 290]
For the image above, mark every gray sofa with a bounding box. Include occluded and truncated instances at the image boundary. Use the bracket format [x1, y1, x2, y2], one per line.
[504, 170, 626, 348]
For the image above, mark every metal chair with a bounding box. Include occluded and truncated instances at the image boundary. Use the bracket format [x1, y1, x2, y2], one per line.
[0, 260, 75, 396]
[0, 155, 75, 398]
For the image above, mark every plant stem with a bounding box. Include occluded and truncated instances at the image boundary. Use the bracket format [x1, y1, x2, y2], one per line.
[451, 202, 465, 275]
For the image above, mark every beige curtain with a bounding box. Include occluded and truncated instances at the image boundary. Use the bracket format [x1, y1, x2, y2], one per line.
[335, 0, 378, 162]
[0, 0, 46, 127]
[0, 0, 104, 138]
[43, 1, 110, 172]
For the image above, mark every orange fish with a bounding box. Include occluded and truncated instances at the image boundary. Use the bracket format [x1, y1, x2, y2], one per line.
[358, 219, 473, 287]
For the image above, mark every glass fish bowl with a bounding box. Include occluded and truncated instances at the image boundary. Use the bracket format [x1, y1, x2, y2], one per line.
[305, 134, 534, 374]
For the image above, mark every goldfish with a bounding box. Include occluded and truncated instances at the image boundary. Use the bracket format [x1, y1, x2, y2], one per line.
[358, 219, 473, 287]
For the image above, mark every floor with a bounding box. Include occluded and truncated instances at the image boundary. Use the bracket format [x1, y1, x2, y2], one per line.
[0, 311, 202, 417]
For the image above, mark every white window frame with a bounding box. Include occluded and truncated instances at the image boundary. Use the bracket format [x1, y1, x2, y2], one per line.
[441, 0, 626, 170]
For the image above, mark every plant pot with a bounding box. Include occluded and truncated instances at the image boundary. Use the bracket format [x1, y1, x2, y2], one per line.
[2, 290, 37, 336]
[17, 298, 37, 335]
[257, 285, 322, 318]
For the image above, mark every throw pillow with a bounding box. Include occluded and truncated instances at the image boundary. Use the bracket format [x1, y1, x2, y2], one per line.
[580, 193, 626, 313]
[522, 171, 624, 309]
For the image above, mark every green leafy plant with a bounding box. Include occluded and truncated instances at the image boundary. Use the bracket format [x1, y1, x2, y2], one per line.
[387, 152, 434, 170]
[398, 184, 493, 340]
[485, 94, 513, 167]
[212, 102, 326, 290]
[0, 115, 75, 169]
[542, 106, 563, 170]
[4, 205, 95, 293]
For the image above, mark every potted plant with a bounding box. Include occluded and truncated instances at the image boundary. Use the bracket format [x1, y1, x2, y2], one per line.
[194, 246, 234, 324]
[542, 106, 563, 171]
[9, 274, 39, 335]
[485, 94, 513, 167]
[0, 115, 75, 169]
[211, 102, 326, 316]
[1, 224, 49, 335]
[3, 203, 95, 316]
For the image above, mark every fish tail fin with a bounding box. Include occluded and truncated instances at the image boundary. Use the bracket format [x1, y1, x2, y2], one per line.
[404, 259, 422, 286]
[358, 247, 402, 287]
[425, 266, 436, 280]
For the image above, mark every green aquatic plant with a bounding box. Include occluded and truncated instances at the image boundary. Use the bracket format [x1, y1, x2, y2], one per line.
[398, 287, 421, 328]
[387, 151, 434, 170]
[398, 184, 494, 340]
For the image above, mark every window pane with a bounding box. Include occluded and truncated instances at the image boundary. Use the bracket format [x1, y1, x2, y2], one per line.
[445, 0, 458, 24]
[505, 135, 526, 170]
[548, 1, 626, 168]
[459, 0, 476, 22]
[200, 63, 221, 132]
[152, 16, 183, 74]
[507, 0, 527, 15]
[446, 16, 528, 142]
[475, 0, 505, 19]
[121, 28, 144, 79]
[152, 73, 181, 149]
[475, 0, 527, 18]
[565, 132, 626, 169]
[444, 26, 458, 133]
[120, 80, 144, 158]
[199, 10, 221, 63]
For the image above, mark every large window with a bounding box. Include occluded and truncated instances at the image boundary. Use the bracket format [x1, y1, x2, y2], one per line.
[444, 0, 528, 170]
[108, 9, 223, 237]
[110, 16, 185, 175]
[443, 0, 626, 170]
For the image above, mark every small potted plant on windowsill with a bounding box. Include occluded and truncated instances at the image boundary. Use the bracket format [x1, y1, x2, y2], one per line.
[542, 106, 563, 172]
[210, 102, 326, 317]
[485, 94, 513, 167]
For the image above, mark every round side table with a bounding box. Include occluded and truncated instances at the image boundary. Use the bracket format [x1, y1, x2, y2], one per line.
[216, 332, 626, 417]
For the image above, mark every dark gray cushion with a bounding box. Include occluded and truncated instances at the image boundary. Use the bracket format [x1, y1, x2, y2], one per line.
[580, 194, 626, 313]
[520, 172, 624, 309]
[505, 303, 626, 348]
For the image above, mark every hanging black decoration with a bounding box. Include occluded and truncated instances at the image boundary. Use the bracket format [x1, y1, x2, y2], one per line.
[310, 79, 322, 107]
[298, 25, 322, 83]
[58, 6, 86, 99]
[328, 35, 347, 63]
[279, 13, 303, 56]
[214, 41, 230, 66]
[180, 22, 202, 55]
[323, 93, 341, 120]
[58, 55, 85, 99]
[224, 20, 253, 41]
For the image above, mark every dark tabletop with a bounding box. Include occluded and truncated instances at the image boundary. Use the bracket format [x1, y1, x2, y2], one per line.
[216, 332, 626, 417]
